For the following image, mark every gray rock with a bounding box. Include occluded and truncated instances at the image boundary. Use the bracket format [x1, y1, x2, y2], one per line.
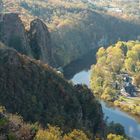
[29, 18, 55, 66]
[0, 13, 32, 56]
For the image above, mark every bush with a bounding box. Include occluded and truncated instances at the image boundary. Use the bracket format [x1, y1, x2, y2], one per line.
[35, 125, 63, 140]
[8, 132, 16, 140]
[107, 122, 125, 136]
[63, 129, 89, 140]
[107, 133, 127, 140]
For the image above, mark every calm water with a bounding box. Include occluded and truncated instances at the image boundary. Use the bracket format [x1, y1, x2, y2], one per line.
[71, 70, 140, 140]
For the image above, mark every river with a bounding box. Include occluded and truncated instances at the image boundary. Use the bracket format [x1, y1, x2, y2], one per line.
[71, 70, 140, 140]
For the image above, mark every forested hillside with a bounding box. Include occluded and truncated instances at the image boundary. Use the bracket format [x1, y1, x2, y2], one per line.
[0, 1, 136, 139]
[89, 0, 140, 21]
[0, 106, 100, 140]
[0, 42, 105, 139]
[90, 41, 140, 116]
[0, 106, 127, 140]
[1, 0, 140, 67]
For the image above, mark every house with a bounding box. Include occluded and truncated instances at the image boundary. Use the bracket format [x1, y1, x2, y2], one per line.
[119, 73, 137, 97]
[120, 88, 130, 97]
[120, 81, 137, 97]
[57, 67, 63, 73]
[125, 83, 137, 96]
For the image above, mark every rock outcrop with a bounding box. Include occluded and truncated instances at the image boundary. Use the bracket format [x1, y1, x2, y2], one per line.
[0, 13, 55, 66]
[0, 13, 32, 56]
[0, 45, 104, 137]
[29, 19, 54, 65]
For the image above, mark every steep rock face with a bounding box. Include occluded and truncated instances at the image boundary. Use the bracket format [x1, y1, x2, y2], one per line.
[0, 45, 104, 137]
[29, 19, 54, 66]
[0, 13, 55, 66]
[0, 13, 32, 56]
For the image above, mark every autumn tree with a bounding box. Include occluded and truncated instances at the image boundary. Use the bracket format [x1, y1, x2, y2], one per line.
[63, 129, 89, 140]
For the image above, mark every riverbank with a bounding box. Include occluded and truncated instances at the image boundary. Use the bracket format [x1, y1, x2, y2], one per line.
[70, 68, 140, 119]
[98, 97, 140, 123]
[94, 95, 140, 122]
[90, 41, 140, 124]
[71, 70, 140, 140]
[114, 96, 140, 118]
[63, 48, 98, 79]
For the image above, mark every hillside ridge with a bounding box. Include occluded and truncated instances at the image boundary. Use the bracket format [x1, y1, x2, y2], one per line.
[0, 44, 104, 138]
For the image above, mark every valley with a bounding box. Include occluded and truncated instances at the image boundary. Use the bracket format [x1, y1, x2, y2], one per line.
[71, 69, 140, 140]
[0, 0, 140, 140]
[1, 0, 140, 67]
[0, 43, 104, 139]
[90, 41, 140, 118]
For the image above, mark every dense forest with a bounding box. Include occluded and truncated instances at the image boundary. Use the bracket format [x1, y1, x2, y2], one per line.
[0, 106, 127, 140]
[1, 0, 140, 67]
[0, 43, 129, 140]
[0, 0, 140, 139]
[90, 41, 140, 116]
[89, 0, 140, 20]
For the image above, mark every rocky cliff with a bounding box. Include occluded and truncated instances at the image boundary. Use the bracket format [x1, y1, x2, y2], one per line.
[2, 0, 140, 67]
[0, 44, 104, 138]
[1, 12, 140, 68]
[0, 13, 32, 56]
[29, 19, 54, 66]
[0, 13, 55, 66]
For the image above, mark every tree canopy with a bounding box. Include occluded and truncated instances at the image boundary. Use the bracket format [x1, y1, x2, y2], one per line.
[90, 41, 140, 100]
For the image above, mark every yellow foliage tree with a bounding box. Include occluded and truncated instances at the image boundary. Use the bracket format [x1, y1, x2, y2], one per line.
[63, 129, 89, 140]
[107, 133, 127, 140]
[35, 125, 63, 140]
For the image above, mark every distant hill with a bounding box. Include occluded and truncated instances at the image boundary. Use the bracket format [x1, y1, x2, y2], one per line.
[87, 0, 140, 21]
[1, 0, 140, 67]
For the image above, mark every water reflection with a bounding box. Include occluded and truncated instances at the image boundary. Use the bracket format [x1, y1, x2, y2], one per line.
[101, 101, 140, 140]
[71, 70, 140, 140]
[71, 71, 90, 86]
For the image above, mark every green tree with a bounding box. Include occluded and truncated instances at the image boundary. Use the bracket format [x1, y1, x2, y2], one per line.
[106, 47, 124, 73]
[107, 122, 125, 136]
[97, 47, 106, 58]
[101, 87, 116, 101]
[134, 74, 140, 87]
[125, 58, 135, 72]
